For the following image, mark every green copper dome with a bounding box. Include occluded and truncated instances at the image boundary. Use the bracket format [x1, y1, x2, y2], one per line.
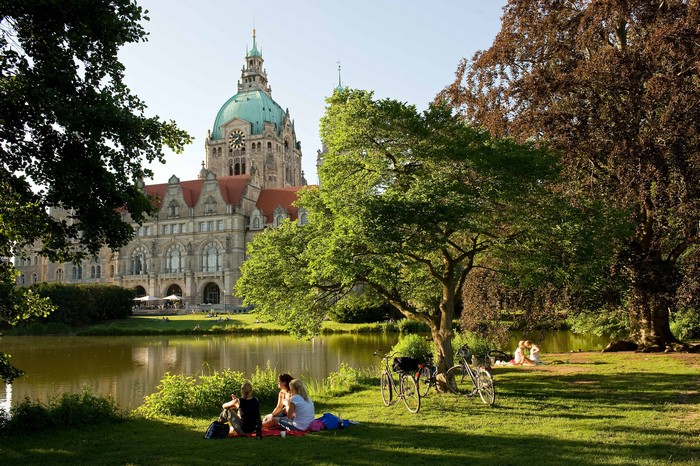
[211, 90, 285, 140]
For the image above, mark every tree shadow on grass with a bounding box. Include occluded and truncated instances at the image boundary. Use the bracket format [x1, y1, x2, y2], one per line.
[1, 409, 697, 466]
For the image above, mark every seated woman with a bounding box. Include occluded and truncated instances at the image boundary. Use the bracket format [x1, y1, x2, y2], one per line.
[525, 340, 541, 364]
[221, 381, 261, 436]
[278, 379, 315, 432]
[513, 340, 536, 366]
[262, 373, 293, 428]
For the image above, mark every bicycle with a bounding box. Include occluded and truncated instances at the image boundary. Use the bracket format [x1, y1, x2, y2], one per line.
[374, 351, 421, 413]
[416, 356, 437, 397]
[446, 345, 496, 405]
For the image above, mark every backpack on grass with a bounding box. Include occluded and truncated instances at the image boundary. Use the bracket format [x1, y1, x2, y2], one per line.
[203, 420, 229, 439]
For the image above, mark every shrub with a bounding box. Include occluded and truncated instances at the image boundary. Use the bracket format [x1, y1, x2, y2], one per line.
[670, 307, 700, 340]
[452, 331, 491, 359]
[391, 333, 433, 362]
[133, 365, 280, 419]
[28, 283, 134, 326]
[250, 363, 279, 402]
[322, 363, 373, 396]
[395, 318, 430, 333]
[135, 373, 198, 418]
[1, 389, 123, 435]
[565, 308, 629, 340]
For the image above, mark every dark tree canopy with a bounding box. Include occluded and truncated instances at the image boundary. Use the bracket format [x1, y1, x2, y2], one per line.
[0, 0, 191, 379]
[441, 0, 700, 349]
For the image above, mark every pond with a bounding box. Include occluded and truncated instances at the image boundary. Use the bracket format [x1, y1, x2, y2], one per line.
[0, 330, 611, 411]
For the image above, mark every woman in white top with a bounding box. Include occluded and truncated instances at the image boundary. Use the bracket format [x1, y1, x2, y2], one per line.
[513, 340, 535, 365]
[526, 340, 541, 364]
[278, 379, 315, 431]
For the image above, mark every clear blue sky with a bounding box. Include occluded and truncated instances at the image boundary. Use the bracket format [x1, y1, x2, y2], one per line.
[119, 0, 507, 185]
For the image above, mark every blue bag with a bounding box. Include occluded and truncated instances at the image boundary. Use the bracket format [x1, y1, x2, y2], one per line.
[320, 412, 341, 430]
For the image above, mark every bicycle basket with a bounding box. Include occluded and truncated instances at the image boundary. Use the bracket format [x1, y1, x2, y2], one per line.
[392, 357, 419, 373]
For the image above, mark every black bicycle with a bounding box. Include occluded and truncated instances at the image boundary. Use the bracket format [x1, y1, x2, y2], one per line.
[375, 351, 421, 413]
[446, 345, 496, 405]
[416, 356, 437, 397]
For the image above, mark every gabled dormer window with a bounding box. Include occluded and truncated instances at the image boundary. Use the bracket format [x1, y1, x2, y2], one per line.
[273, 206, 287, 227]
[205, 196, 217, 215]
[168, 201, 180, 218]
[298, 208, 309, 226]
[250, 208, 263, 230]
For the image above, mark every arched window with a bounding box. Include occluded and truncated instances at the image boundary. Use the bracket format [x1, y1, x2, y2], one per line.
[110, 264, 115, 277]
[90, 258, 101, 278]
[253, 217, 260, 229]
[273, 207, 287, 227]
[203, 282, 221, 304]
[168, 201, 180, 218]
[131, 247, 148, 275]
[202, 242, 220, 272]
[299, 212, 308, 225]
[166, 284, 182, 297]
[32, 273, 38, 284]
[166, 244, 184, 273]
[56, 269, 64, 282]
[267, 142, 272, 149]
[233, 156, 246, 175]
[72, 265, 82, 279]
[20, 274, 25, 285]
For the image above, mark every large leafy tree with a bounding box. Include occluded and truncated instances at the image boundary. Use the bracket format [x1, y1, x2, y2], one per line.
[237, 89, 620, 372]
[441, 0, 700, 350]
[0, 0, 190, 380]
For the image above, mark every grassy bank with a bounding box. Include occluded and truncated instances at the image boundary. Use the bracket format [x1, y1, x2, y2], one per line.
[2, 313, 405, 337]
[1, 352, 698, 465]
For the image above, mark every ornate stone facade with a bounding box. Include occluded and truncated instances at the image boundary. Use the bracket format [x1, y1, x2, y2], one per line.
[14, 31, 309, 309]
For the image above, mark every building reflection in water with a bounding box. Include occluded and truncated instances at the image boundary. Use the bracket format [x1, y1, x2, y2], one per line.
[0, 333, 400, 410]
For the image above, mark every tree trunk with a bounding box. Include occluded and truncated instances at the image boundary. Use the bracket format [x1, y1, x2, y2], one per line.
[627, 251, 680, 349]
[432, 286, 456, 374]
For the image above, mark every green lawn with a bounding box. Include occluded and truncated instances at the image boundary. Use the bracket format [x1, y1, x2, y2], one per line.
[1, 352, 698, 465]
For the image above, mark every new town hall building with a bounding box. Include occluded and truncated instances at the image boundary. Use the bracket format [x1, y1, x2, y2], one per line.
[14, 32, 314, 309]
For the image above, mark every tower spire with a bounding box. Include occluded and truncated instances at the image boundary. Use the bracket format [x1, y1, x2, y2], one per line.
[239, 29, 269, 94]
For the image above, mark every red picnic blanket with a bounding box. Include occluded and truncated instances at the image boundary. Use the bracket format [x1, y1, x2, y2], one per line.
[232, 428, 309, 438]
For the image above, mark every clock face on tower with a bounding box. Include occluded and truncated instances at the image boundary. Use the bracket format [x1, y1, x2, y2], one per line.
[229, 130, 245, 149]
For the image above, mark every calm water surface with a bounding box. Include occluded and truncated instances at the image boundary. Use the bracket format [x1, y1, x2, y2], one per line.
[0, 331, 610, 411]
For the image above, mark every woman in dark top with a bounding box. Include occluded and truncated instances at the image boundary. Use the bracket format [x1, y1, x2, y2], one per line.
[221, 381, 261, 436]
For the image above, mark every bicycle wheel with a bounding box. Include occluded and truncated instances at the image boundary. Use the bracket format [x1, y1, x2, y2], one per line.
[417, 365, 432, 397]
[400, 373, 421, 413]
[446, 365, 474, 396]
[380, 371, 392, 406]
[477, 367, 496, 405]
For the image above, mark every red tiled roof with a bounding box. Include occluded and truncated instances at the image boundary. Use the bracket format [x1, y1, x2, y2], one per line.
[256, 186, 307, 221]
[144, 175, 250, 208]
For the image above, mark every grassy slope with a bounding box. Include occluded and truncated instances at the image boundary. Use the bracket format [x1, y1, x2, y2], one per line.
[1, 352, 698, 465]
[69, 313, 388, 336]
